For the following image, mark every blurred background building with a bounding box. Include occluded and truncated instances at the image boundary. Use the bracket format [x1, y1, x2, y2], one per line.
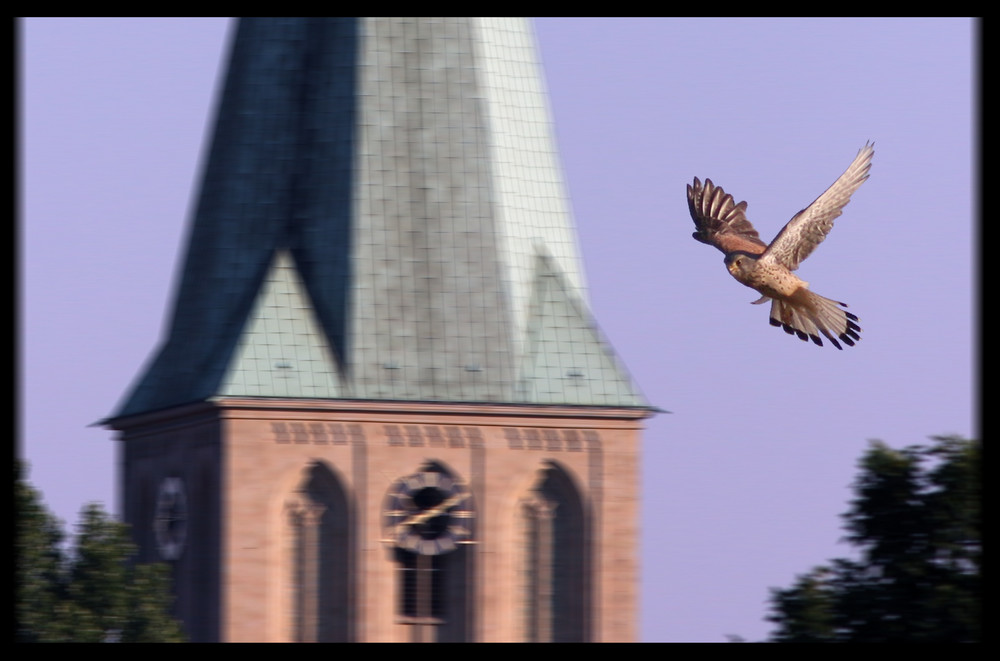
[104, 17, 652, 642]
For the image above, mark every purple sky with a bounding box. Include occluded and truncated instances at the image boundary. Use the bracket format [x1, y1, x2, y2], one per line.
[21, 18, 975, 642]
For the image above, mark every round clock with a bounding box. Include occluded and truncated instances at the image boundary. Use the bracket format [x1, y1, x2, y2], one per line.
[154, 476, 188, 561]
[383, 469, 474, 556]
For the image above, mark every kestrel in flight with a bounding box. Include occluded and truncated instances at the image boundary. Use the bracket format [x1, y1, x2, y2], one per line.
[688, 143, 873, 349]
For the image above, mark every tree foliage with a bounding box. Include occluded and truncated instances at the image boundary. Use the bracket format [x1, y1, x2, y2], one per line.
[766, 435, 980, 643]
[16, 462, 185, 642]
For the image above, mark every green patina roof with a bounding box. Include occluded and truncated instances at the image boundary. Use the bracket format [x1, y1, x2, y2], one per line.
[109, 18, 647, 422]
[518, 253, 645, 407]
[219, 250, 344, 399]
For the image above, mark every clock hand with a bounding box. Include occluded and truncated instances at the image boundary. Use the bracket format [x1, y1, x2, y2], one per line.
[397, 491, 468, 530]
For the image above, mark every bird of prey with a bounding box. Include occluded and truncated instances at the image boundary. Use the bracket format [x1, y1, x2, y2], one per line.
[688, 143, 873, 349]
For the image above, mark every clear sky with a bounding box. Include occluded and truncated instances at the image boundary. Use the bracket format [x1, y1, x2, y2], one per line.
[21, 18, 975, 642]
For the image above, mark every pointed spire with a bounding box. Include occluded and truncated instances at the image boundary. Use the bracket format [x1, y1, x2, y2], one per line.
[111, 18, 644, 420]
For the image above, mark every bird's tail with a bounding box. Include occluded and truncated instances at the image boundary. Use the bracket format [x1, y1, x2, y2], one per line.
[769, 290, 861, 350]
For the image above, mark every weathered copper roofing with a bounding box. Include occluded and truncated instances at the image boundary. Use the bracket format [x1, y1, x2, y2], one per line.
[110, 18, 645, 421]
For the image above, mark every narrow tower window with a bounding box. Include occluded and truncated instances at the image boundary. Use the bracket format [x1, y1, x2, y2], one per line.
[521, 463, 588, 642]
[284, 462, 352, 642]
[383, 462, 475, 641]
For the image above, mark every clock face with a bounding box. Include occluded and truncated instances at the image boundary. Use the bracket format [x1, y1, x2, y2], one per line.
[384, 470, 474, 556]
[154, 477, 188, 561]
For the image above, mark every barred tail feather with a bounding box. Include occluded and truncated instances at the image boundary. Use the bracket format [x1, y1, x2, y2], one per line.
[768, 290, 861, 350]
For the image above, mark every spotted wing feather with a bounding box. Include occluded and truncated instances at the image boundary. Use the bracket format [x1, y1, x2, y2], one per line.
[761, 142, 874, 271]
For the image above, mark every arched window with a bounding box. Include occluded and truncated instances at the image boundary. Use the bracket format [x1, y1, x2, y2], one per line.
[384, 462, 474, 642]
[521, 462, 588, 642]
[284, 462, 352, 642]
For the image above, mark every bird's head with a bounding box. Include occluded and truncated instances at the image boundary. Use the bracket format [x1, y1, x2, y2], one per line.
[724, 251, 758, 278]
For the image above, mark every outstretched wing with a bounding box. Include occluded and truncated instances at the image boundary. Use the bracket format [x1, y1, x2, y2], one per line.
[761, 142, 874, 271]
[688, 177, 768, 256]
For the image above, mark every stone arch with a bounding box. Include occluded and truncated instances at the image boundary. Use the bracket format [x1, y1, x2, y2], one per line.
[516, 459, 589, 642]
[384, 459, 474, 642]
[279, 460, 353, 642]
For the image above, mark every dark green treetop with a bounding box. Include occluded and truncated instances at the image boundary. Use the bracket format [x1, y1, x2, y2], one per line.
[16, 462, 185, 643]
[766, 435, 980, 643]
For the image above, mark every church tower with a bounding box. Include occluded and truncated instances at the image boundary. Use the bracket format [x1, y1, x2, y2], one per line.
[104, 17, 653, 642]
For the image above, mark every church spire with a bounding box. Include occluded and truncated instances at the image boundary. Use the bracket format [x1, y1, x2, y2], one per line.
[112, 18, 644, 420]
